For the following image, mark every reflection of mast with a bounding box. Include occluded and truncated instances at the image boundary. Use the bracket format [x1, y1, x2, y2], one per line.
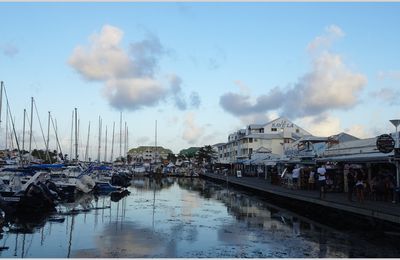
[14, 233, 18, 257]
[21, 233, 26, 258]
[152, 179, 156, 231]
[67, 215, 75, 258]
[41, 225, 44, 246]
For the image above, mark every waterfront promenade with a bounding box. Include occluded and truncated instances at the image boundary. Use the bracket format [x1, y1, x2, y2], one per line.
[200, 172, 400, 225]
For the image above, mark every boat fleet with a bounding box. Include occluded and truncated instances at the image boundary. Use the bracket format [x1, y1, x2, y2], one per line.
[0, 163, 132, 216]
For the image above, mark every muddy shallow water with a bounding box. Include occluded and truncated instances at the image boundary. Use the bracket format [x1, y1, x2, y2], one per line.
[0, 177, 399, 258]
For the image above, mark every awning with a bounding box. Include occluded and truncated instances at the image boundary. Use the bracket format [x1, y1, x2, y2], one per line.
[316, 152, 392, 163]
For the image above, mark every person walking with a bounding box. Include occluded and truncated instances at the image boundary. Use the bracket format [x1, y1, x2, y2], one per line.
[355, 170, 364, 203]
[308, 169, 315, 190]
[292, 166, 300, 189]
[347, 169, 356, 201]
[317, 164, 327, 199]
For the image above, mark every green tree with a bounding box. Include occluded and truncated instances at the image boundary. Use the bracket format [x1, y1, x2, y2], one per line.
[167, 153, 177, 163]
[179, 147, 199, 159]
[195, 145, 217, 165]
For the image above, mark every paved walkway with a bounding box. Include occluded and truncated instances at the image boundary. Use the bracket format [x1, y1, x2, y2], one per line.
[200, 172, 400, 225]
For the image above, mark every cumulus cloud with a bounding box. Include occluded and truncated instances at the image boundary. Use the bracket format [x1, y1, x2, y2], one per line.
[344, 124, 369, 139]
[297, 114, 341, 137]
[69, 24, 197, 111]
[168, 74, 187, 110]
[182, 112, 204, 144]
[307, 24, 344, 53]
[1, 43, 19, 57]
[370, 87, 400, 105]
[219, 25, 367, 121]
[168, 74, 201, 110]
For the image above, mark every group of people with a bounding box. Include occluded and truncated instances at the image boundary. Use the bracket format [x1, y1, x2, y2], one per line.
[291, 164, 398, 202]
[290, 164, 330, 199]
[347, 169, 396, 203]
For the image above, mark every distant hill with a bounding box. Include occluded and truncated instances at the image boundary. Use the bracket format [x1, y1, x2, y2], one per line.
[179, 147, 200, 158]
[128, 146, 173, 155]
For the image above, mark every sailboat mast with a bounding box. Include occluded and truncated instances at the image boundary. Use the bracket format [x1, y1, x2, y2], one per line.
[0, 82, 3, 144]
[74, 108, 78, 162]
[3, 85, 23, 163]
[46, 111, 51, 163]
[155, 120, 157, 164]
[50, 115, 64, 161]
[22, 109, 26, 152]
[85, 122, 90, 162]
[70, 111, 73, 161]
[110, 122, 115, 163]
[104, 125, 108, 162]
[97, 116, 102, 163]
[124, 121, 127, 162]
[29, 97, 33, 160]
[119, 112, 122, 160]
[126, 125, 129, 158]
[5, 99, 8, 150]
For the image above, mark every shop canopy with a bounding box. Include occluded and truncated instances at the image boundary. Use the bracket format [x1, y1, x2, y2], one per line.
[316, 152, 392, 164]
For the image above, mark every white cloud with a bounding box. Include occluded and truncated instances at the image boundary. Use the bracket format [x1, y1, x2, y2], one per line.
[307, 24, 344, 53]
[219, 25, 367, 121]
[182, 112, 204, 144]
[69, 24, 198, 111]
[370, 87, 400, 105]
[103, 78, 167, 110]
[344, 124, 369, 139]
[297, 115, 342, 137]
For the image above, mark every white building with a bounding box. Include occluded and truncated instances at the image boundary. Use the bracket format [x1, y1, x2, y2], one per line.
[216, 117, 312, 164]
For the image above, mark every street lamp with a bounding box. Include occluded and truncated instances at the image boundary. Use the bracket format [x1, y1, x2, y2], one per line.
[390, 119, 400, 187]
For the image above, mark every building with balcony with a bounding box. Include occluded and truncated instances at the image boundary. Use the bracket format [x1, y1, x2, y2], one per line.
[215, 117, 312, 164]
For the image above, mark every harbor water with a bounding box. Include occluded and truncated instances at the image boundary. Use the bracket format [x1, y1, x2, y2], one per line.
[0, 177, 399, 258]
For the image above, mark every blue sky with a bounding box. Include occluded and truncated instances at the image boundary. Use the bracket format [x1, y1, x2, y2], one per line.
[1, 2, 400, 158]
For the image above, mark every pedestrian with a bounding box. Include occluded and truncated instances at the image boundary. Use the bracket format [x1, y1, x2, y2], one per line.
[355, 170, 364, 203]
[292, 165, 300, 189]
[347, 169, 355, 201]
[317, 164, 327, 199]
[308, 169, 315, 190]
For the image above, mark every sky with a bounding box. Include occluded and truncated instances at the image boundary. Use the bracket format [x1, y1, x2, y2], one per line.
[1, 2, 400, 159]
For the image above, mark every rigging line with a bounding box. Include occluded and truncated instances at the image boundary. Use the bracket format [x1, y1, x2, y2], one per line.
[50, 114, 64, 160]
[3, 84, 23, 163]
[33, 98, 51, 162]
[24, 115, 44, 161]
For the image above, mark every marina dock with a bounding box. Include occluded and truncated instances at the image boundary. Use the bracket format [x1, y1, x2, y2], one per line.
[200, 172, 400, 226]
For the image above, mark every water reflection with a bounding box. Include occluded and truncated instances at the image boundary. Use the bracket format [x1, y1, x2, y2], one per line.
[0, 177, 399, 257]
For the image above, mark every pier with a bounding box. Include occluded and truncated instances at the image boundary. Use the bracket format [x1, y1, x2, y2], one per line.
[200, 172, 400, 227]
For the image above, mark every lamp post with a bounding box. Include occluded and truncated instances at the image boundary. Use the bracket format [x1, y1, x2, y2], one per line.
[390, 119, 400, 187]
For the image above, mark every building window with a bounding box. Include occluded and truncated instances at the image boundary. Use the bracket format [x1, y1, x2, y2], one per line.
[249, 138, 253, 143]
[260, 129, 264, 133]
[271, 128, 277, 132]
[296, 128, 300, 133]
